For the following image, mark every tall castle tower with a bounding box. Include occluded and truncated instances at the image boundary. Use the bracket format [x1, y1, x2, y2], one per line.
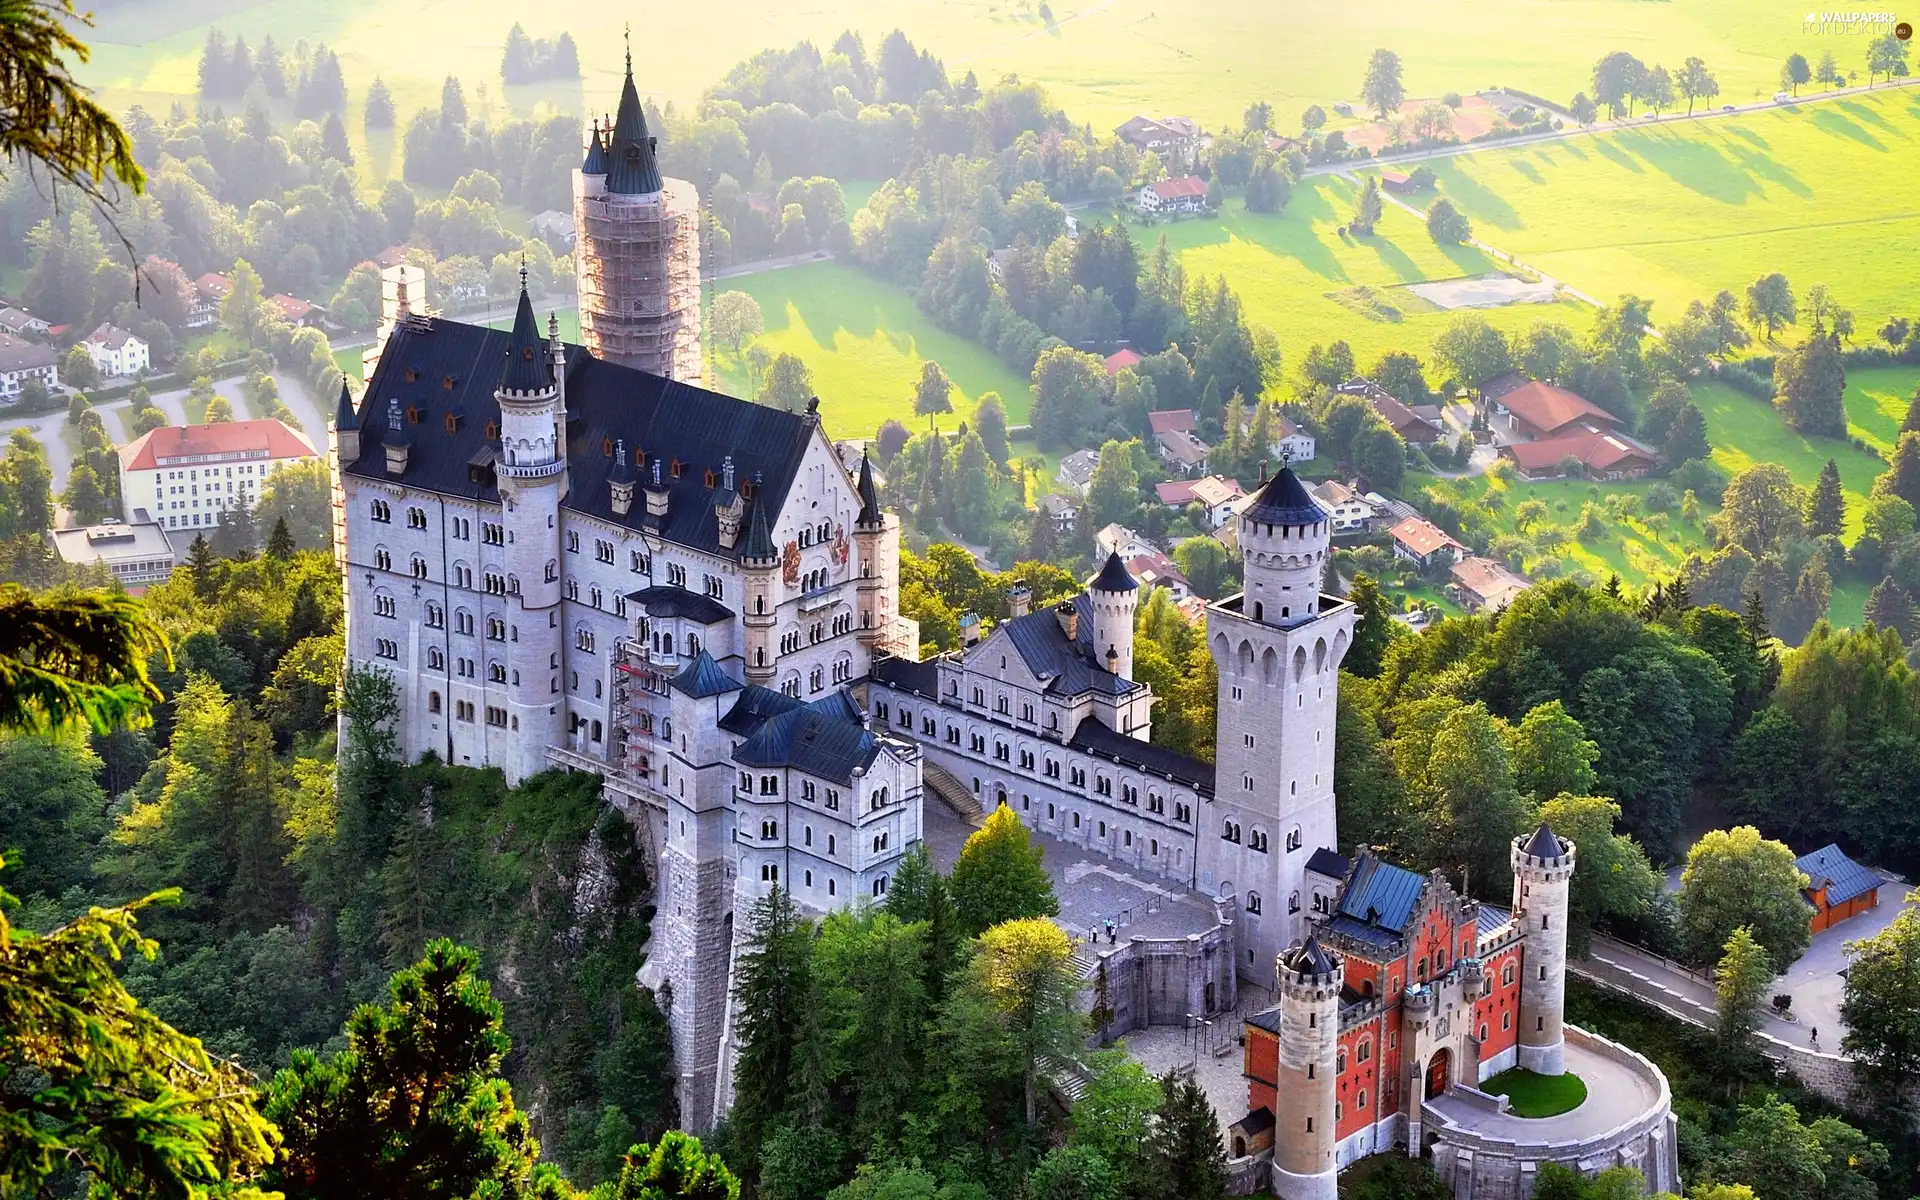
[1201, 468, 1355, 985]
[1273, 936, 1342, 1200]
[574, 48, 703, 382]
[494, 278, 569, 783]
[1089, 551, 1139, 684]
[1512, 823, 1576, 1075]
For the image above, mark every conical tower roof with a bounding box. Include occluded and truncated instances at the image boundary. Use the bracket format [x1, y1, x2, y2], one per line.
[855, 451, 881, 526]
[334, 377, 357, 430]
[1523, 822, 1563, 859]
[742, 495, 777, 563]
[1091, 551, 1137, 593]
[604, 45, 663, 195]
[582, 117, 607, 174]
[1241, 465, 1325, 525]
[1283, 933, 1337, 977]
[497, 276, 554, 395]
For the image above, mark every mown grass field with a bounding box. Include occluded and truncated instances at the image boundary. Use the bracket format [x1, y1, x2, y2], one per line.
[1419, 90, 1920, 330]
[83, 0, 1855, 185]
[1123, 179, 1592, 369]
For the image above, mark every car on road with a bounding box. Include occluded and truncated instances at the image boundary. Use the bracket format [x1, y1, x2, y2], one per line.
[1723, 104, 1737, 112]
[1774, 91, 1792, 103]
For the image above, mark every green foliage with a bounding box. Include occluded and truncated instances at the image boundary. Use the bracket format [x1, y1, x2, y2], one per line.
[264, 939, 573, 1198]
[951, 805, 1059, 936]
[1715, 925, 1774, 1048]
[604, 1132, 740, 1200]
[1480, 1068, 1588, 1117]
[1143, 1069, 1226, 1200]
[1506, 700, 1599, 802]
[1840, 894, 1920, 1091]
[1070, 1049, 1162, 1190]
[0, 867, 278, 1198]
[0, 584, 170, 735]
[0, 731, 108, 898]
[1538, 794, 1658, 954]
[1678, 827, 1811, 968]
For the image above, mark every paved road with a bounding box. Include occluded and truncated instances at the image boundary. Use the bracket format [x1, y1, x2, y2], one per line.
[1300, 76, 1920, 180]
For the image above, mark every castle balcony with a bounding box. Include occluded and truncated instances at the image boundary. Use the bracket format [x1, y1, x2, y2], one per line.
[1404, 982, 1435, 1022]
[497, 458, 565, 481]
[798, 580, 845, 614]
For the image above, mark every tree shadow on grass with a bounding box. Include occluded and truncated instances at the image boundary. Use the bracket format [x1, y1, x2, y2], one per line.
[1431, 163, 1522, 232]
[1617, 132, 1793, 204]
[1509, 160, 1545, 185]
[1811, 108, 1887, 150]
[1837, 99, 1904, 135]
[1726, 126, 1770, 149]
[1358, 232, 1427, 284]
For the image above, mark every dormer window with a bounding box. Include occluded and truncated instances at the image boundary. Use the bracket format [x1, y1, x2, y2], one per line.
[484, 420, 499, 440]
[703, 468, 717, 488]
[442, 374, 456, 389]
[602, 437, 614, 457]
[444, 411, 462, 434]
[522, 346, 535, 361]
[404, 367, 420, 382]
[670, 459, 684, 478]
[406, 405, 422, 424]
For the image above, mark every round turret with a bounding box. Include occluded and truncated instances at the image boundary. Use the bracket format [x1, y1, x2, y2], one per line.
[1271, 936, 1341, 1200]
[1088, 551, 1138, 682]
[1237, 467, 1330, 627]
[1511, 823, 1576, 1076]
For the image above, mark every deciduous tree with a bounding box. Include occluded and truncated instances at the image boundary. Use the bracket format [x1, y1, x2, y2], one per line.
[951, 803, 1059, 936]
[1360, 48, 1406, 120]
[1841, 895, 1920, 1090]
[1715, 925, 1773, 1047]
[1743, 273, 1796, 341]
[1678, 826, 1811, 967]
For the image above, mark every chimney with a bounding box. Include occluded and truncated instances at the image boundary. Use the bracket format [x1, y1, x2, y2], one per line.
[549, 310, 567, 412]
[1054, 599, 1079, 642]
[1007, 579, 1032, 620]
[644, 458, 670, 520]
[610, 440, 636, 516]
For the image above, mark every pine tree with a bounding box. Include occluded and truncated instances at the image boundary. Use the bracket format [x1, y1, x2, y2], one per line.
[1665, 403, 1710, 465]
[1028, 507, 1060, 563]
[364, 77, 395, 130]
[1806, 458, 1846, 537]
[188, 533, 216, 598]
[1865, 577, 1915, 643]
[1876, 433, 1920, 512]
[266, 516, 297, 560]
[1146, 1069, 1228, 1200]
[950, 803, 1059, 936]
[1775, 330, 1847, 437]
[1344, 573, 1395, 678]
[730, 888, 813, 1172]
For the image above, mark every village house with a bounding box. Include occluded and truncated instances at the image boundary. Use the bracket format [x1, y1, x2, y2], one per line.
[1310, 480, 1377, 536]
[1795, 844, 1881, 933]
[269, 293, 321, 328]
[118, 417, 318, 534]
[1137, 176, 1209, 217]
[1121, 548, 1193, 600]
[531, 210, 577, 245]
[1499, 429, 1659, 481]
[1380, 169, 1417, 194]
[1115, 114, 1201, 165]
[1094, 522, 1156, 562]
[1447, 556, 1532, 613]
[1389, 515, 1466, 570]
[1156, 427, 1212, 475]
[1493, 379, 1620, 442]
[1105, 347, 1144, 375]
[0, 332, 58, 399]
[1272, 415, 1317, 463]
[1036, 492, 1079, 533]
[1338, 378, 1443, 444]
[192, 273, 231, 329]
[81, 324, 150, 378]
[0, 305, 50, 339]
[1155, 474, 1246, 528]
[1058, 449, 1102, 495]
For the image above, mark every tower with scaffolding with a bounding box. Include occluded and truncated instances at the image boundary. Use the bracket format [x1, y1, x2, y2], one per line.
[574, 46, 703, 383]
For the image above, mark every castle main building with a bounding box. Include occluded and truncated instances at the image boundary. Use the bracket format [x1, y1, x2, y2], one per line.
[335, 53, 1676, 1195]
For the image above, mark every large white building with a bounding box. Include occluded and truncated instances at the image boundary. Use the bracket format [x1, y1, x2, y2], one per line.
[82, 323, 150, 378]
[119, 417, 318, 533]
[0, 331, 57, 399]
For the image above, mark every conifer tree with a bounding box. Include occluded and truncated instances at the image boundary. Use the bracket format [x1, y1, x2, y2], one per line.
[1665, 403, 1710, 465]
[1806, 458, 1846, 538]
[1864, 576, 1915, 642]
[267, 515, 297, 560]
[886, 843, 965, 1004]
[730, 888, 813, 1172]
[364, 77, 395, 130]
[188, 532, 216, 597]
[1344, 572, 1395, 678]
[1875, 432, 1920, 512]
[1902, 386, 1920, 435]
[1146, 1069, 1228, 1200]
[607, 1131, 740, 1200]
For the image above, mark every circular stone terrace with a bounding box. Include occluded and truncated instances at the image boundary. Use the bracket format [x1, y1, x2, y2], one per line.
[1423, 1028, 1680, 1198]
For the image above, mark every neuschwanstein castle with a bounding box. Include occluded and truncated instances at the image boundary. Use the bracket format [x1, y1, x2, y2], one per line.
[333, 54, 1679, 1200]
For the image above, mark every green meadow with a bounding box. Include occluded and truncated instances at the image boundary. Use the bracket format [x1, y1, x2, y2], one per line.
[1418, 91, 1920, 329]
[83, 0, 1859, 181]
[1125, 178, 1591, 369]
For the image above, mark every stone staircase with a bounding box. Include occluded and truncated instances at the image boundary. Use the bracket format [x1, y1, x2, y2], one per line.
[1042, 1054, 1092, 1104]
[921, 759, 986, 829]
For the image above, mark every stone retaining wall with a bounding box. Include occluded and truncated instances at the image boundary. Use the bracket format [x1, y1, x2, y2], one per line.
[1091, 926, 1240, 1040]
[1427, 1026, 1680, 1200]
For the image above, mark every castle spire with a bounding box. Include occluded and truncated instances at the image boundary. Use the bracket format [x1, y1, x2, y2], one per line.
[334, 376, 357, 431]
[604, 43, 663, 195]
[855, 450, 881, 528]
[582, 116, 607, 174]
[498, 279, 554, 394]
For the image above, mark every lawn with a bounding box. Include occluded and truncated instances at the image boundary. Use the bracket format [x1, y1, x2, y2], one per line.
[1421, 91, 1920, 331]
[1481, 1067, 1587, 1117]
[1838, 366, 1920, 455]
[712, 260, 1033, 443]
[80, 0, 1850, 185]
[1693, 380, 1887, 541]
[1125, 179, 1592, 369]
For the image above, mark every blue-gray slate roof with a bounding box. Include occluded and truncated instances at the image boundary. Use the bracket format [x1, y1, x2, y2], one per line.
[1305, 848, 1350, 881]
[1522, 822, 1564, 859]
[1069, 715, 1213, 793]
[1241, 466, 1325, 526]
[1796, 844, 1880, 907]
[627, 585, 733, 625]
[604, 54, 663, 195]
[670, 650, 744, 698]
[344, 313, 818, 559]
[1092, 551, 1137, 592]
[733, 690, 888, 785]
[1330, 853, 1427, 948]
[498, 284, 555, 395]
[1001, 595, 1137, 699]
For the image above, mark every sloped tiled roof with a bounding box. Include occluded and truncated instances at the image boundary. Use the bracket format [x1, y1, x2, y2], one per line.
[119, 418, 317, 471]
[1499, 380, 1617, 435]
[669, 650, 744, 698]
[1389, 516, 1464, 558]
[1796, 843, 1879, 907]
[1000, 595, 1136, 698]
[733, 690, 890, 785]
[1068, 715, 1213, 791]
[1149, 176, 1208, 201]
[1147, 408, 1194, 434]
[1092, 552, 1137, 593]
[1240, 466, 1324, 525]
[626, 585, 734, 624]
[1502, 427, 1657, 473]
[344, 314, 818, 559]
[1305, 848, 1350, 880]
[1104, 348, 1144, 375]
[1326, 852, 1427, 949]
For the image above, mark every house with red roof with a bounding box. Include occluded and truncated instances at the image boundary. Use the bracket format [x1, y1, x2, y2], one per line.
[1338, 377, 1443, 444]
[269, 293, 320, 327]
[191, 272, 231, 329]
[1154, 474, 1246, 527]
[117, 417, 318, 534]
[1499, 428, 1658, 481]
[1137, 175, 1209, 216]
[1104, 347, 1144, 375]
[1388, 515, 1466, 570]
[1493, 380, 1620, 441]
